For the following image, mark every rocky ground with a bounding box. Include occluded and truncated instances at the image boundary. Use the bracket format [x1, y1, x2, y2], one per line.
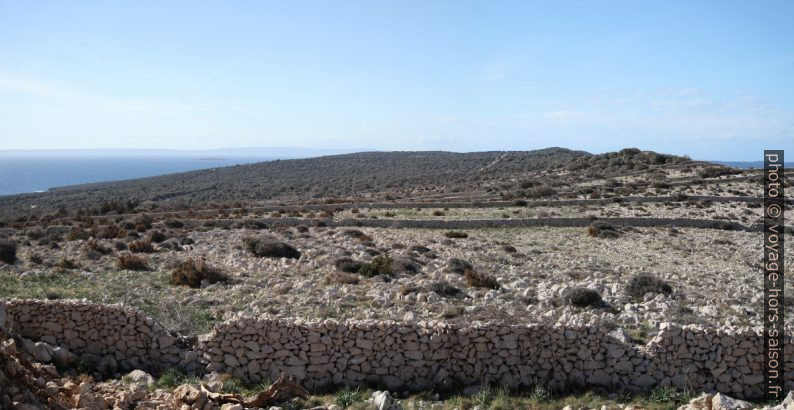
[0, 157, 792, 409]
[2, 221, 792, 341]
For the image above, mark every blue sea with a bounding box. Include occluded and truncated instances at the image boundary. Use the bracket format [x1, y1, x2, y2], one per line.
[0, 155, 276, 196]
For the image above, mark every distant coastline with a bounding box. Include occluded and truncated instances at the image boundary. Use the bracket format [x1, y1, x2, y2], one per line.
[0, 155, 276, 196]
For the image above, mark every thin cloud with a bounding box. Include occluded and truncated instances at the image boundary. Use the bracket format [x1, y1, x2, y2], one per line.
[190, 56, 248, 89]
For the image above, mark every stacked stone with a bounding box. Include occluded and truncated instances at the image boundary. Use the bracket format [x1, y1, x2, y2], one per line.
[4, 299, 794, 399]
[648, 323, 782, 399]
[199, 318, 634, 392]
[199, 316, 794, 398]
[2, 299, 196, 373]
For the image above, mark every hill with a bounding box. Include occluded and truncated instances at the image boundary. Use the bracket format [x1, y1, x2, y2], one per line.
[0, 147, 697, 220]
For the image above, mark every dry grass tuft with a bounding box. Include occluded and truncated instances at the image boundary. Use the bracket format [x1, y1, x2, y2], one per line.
[170, 258, 225, 288]
[325, 271, 360, 285]
[129, 239, 155, 253]
[116, 252, 149, 271]
[464, 267, 499, 290]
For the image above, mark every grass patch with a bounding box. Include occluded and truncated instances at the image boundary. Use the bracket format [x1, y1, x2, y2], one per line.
[335, 387, 363, 408]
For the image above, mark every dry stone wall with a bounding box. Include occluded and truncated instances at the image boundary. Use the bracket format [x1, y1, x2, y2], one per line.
[2, 299, 792, 400]
[1, 299, 198, 374]
[199, 318, 792, 399]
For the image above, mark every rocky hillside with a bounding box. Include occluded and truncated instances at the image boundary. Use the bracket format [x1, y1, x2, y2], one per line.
[0, 148, 700, 221]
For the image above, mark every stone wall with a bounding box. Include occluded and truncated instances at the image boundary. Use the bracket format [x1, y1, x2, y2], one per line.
[199, 318, 792, 399]
[1, 299, 198, 374]
[2, 299, 792, 399]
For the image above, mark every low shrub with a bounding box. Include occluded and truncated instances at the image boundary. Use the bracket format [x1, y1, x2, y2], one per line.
[446, 258, 473, 274]
[502, 244, 517, 253]
[164, 219, 184, 228]
[243, 237, 301, 259]
[518, 179, 538, 189]
[116, 253, 149, 271]
[129, 239, 155, 253]
[148, 230, 168, 243]
[409, 245, 431, 254]
[67, 227, 90, 241]
[699, 166, 737, 179]
[56, 258, 80, 270]
[0, 239, 17, 264]
[170, 258, 225, 288]
[159, 238, 182, 251]
[444, 231, 468, 239]
[343, 229, 371, 241]
[587, 222, 620, 238]
[671, 192, 689, 201]
[464, 267, 499, 290]
[626, 274, 673, 299]
[326, 271, 360, 285]
[358, 255, 393, 277]
[526, 185, 556, 198]
[26, 228, 45, 240]
[430, 281, 464, 298]
[85, 239, 112, 255]
[432, 210, 445, 216]
[96, 224, 126, 239]
[563, 287, 602, 308]
[392, 256, 422, 274]
[334, 257, 364, 273]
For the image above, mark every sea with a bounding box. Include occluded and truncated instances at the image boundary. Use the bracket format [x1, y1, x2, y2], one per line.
[0, 155, 277, 196]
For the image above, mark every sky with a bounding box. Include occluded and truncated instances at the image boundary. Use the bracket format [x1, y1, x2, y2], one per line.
[0, 1, 792, 160]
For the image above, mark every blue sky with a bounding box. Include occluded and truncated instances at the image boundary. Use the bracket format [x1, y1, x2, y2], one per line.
[0, 1, 792, 160]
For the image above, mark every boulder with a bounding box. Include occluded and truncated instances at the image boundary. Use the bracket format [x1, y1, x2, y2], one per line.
[676, 393, 712, 410]
[711, 393, 753, 410]
[372, 390, 398, 410]
[125, 369, 155, 387]
[52, 346, 76, 368]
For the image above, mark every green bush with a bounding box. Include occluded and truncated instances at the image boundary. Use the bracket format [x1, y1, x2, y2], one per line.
[563, 287, 602, 308]
[358, 255, 393, 277]
[0, 238, 17, 264]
